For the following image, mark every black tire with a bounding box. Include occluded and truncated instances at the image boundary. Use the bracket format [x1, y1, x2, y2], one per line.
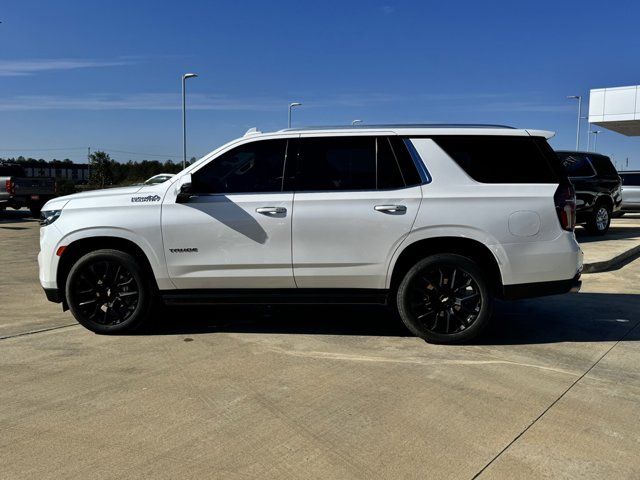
[29, 204, 42, 218]
[65, 249, 154, 334]
[585, 203, 611, 235]
[396, 254, 493, 344]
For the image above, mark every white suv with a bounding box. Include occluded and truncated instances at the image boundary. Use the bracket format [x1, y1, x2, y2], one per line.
[38, 125, 583, 343]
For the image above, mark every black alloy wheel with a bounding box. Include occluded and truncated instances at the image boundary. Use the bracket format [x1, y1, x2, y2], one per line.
[396, 254, 492, 344]
[66, 249, 152, 334]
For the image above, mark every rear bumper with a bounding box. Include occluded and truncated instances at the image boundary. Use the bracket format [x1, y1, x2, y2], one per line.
[502, 272, 582, 300]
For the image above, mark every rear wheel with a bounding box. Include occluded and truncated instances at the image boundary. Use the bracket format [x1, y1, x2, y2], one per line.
[396, 254, 493, 344]
[586, 203, 611, 235]
[65, 249, 153, 334]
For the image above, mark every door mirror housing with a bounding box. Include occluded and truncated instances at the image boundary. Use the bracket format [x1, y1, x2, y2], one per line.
[175, 174, 194, 203]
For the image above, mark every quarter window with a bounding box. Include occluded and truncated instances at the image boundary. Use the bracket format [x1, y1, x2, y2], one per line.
[192, 139, 287, 194]
[433, 136, 561, 183]
[557, 153, 596, 177]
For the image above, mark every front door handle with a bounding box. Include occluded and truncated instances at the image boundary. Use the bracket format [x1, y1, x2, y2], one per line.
[256, 206, 287, 215]
[374, 204, 407, 213]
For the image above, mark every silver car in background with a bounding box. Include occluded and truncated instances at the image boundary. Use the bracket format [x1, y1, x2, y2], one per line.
[618, 171, 640, 216]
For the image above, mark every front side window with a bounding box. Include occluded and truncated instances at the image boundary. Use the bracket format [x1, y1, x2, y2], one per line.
[192, 139, 287, 194]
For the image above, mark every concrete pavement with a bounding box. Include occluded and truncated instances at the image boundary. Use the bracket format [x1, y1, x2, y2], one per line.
[1, 210, 640, 479]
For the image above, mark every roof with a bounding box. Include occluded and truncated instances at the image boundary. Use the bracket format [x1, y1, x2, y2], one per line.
[278, 123, 515, 132]
[246, 124, 554, 139]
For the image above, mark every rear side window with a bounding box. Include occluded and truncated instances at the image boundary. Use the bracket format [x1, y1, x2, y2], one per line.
[557, 153, 596, 177]
[621, 173, 640, 186]
[192, 139, 287, 194]
[286, 136, 420, 192]
[432, 136, 560, 184]
[588, 155, 618, 176]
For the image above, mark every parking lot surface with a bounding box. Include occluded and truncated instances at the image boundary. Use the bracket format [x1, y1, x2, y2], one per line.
[2, 210, 640, 479]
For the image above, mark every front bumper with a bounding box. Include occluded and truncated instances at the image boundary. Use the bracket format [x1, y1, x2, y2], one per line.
[501, 272, 582, 300]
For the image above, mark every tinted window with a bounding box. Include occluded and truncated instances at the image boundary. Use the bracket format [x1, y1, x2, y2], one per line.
[393, 138, 424, 186]
[433, 136, 560, 183]
[557, 153, 596, 177]
[377, 137, 405, 190]
[192, 139, 287, 194]
[286, 136, 421, 192]
[286, 137, 375, 191]
[588, 155, 618, 176]
[621, 173, 640, 186]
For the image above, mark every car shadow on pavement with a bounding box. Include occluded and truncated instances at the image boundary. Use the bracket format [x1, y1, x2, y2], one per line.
[0, 209, 37, 223]
[575, 224, 640, 243]
[138, 292, 640, 345]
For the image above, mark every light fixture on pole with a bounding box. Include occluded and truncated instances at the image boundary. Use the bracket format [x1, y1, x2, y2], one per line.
[352, 119, 363, 125]
[182, 73, 198, 170]
[567, 95, 582, 151]
[288, 102, 301, 128]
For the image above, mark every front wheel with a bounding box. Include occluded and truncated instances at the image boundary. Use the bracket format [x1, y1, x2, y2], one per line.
[65, 249, 153, 334]
[586, 204, 611, 235]
[396, 254, 493, 344]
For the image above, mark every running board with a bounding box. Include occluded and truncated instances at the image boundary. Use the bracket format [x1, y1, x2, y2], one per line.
[161, 289, 390, 306]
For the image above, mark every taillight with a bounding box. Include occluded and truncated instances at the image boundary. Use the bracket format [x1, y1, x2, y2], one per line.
[5, 179, 14, 195]
[554, 183, 576, 231]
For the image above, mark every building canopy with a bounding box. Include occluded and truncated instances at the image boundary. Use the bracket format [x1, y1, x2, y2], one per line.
[589, 85, 640, 136]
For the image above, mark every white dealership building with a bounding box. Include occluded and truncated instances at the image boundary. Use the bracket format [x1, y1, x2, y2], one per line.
[589, 85, 640, 136]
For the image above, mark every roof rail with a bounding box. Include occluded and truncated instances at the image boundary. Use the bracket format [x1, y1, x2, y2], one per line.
[279, 123, 516, 132]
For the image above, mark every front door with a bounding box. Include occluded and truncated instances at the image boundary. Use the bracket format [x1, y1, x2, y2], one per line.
[162, 138, 295, 289]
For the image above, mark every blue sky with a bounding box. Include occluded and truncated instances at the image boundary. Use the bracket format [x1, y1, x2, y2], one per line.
[1, 0, 640, 169]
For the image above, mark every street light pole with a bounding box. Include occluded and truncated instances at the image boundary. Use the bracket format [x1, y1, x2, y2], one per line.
[592, 130, 602, 152]
[567, 95, 582, 150]
[182, 73, 198, 170]
[288, 102, 301, 128]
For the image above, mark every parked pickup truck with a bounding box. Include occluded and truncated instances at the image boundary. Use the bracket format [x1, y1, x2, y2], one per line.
[0, 164, 57, 217]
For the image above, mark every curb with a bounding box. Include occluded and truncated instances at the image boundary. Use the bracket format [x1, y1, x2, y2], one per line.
[583, 243, 640, 274]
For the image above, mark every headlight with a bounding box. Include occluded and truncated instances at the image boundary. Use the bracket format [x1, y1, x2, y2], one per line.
[40, 210, 62, 226]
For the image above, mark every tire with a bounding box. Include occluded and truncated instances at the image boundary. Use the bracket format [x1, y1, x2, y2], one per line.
[586, 203, 611, 235]
[65, 249, 154, 334]
[29, 204, 42, 218]
[396, 254, 493, 344]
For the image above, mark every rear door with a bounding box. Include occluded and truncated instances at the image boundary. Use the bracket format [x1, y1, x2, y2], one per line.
[286, 135, 423, 289]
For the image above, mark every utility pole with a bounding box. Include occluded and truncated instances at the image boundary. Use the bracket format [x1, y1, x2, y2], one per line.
[87, 147, 91, 182]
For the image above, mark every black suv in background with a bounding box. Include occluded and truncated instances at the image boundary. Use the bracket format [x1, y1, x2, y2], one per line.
[556, 151, 622, 235]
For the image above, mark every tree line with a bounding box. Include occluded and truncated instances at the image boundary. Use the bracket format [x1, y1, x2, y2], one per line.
[1, 152, 195, 188]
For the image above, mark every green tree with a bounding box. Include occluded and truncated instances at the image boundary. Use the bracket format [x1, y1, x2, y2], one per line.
[88, 151, 113, 188]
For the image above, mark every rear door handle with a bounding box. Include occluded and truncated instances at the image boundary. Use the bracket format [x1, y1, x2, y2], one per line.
[374, 205, 407, 213]
[256, 206, 287, 215]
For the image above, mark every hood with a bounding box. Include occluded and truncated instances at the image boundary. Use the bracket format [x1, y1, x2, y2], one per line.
[59, 185, 144, 201]
[42, 185, 145, 211]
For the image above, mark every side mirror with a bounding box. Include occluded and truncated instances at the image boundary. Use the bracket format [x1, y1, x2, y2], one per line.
[175, 174, 194, 203]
